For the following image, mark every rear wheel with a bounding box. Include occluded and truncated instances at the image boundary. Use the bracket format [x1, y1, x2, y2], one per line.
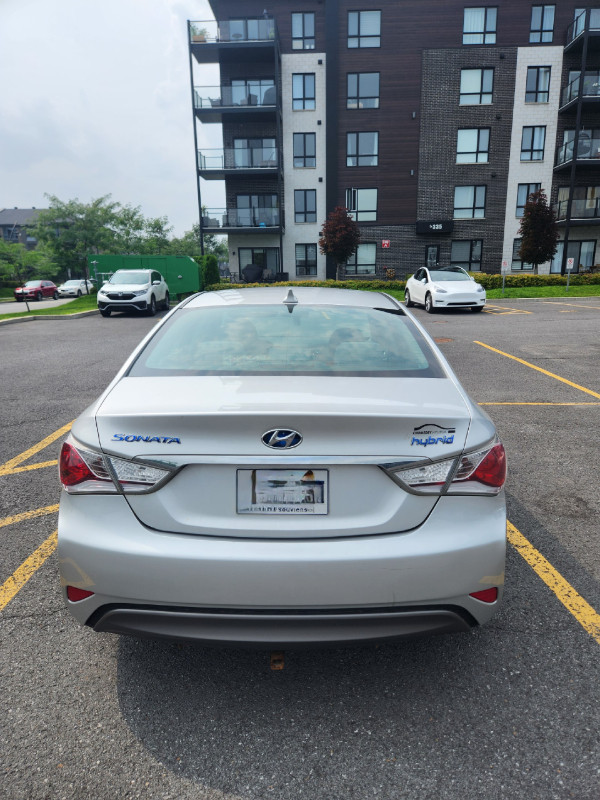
[471, 306, 484, 313]
[425, 293, 436, 314]
[404, 289, 414, 307]
[100, 309, 111, 317]
[147, 296, 156, 316]
[163, 292, 170, 311]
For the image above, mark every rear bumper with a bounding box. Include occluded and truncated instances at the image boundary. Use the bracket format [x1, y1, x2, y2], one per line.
[88, 605, 473, 648]
[58, 491, 506, 644]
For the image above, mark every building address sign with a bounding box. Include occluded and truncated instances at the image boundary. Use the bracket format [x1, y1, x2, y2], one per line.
[415, 220, 454, 235]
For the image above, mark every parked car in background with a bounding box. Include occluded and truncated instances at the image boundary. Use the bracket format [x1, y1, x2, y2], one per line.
[57, 279, 95, 298]
[59, 286, 506, 648]
[14, 280, 59, 302]
[96, 269, 169, 317]
[405, 267, 486, 313]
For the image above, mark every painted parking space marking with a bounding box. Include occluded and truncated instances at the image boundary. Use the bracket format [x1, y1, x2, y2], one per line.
[484, 304, 533, 315]
[0, 531, 57, 612]
[0, 421, 72, 477]
[0, 505, 59, 529]
[542, 301, 600, 311]
[474, 342, 600, 399]
[507, 522, 600, 645]
[479, 402, 600, 406]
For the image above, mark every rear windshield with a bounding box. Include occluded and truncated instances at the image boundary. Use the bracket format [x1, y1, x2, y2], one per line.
[109, 272, 149, 285]
[128, 305, 446, 378]
[429, 269, 471, 282]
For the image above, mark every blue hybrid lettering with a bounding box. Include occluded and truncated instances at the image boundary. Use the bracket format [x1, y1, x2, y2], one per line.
[111, 434, 181, 444]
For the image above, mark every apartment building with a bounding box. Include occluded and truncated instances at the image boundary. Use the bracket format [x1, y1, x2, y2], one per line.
[189, 2, 600, 279]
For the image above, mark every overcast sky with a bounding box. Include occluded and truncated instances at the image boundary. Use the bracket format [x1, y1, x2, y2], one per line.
[0, 0, 224, 236]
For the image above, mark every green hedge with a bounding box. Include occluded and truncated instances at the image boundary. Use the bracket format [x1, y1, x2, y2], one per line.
[205, 273, 600, 293]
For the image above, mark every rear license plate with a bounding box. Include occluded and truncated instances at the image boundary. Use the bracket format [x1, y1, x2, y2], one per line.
[237, 469, 328, 515]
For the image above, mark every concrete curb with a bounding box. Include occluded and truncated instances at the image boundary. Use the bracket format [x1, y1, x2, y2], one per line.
[0, 309, 100, 326]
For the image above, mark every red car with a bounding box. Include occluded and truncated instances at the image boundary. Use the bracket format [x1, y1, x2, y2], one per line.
[14, 280, 59, 302]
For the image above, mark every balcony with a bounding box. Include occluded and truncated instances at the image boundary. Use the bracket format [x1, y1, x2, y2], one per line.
[554, 197, 600, 225]
[201, 207, 281, 233]
[565, 9, 600, 53]
[554, 136, 600, 170]
[193, 82, 277, 123]
[559, 71, 600, 112]
[197, 147, 279, 179]
[189, 19, 277, 64]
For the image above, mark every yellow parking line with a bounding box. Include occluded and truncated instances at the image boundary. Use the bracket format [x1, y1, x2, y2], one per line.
[0, 531, 57, 612]
[484, 304, 533, 314]
[0, 422, 72, 477]
[479, 402, 600, 406]
[3, 460, 59, 476]
[0, 505, 59, 529]
[507, 522, 600, 645]
[542, 301, 600, 310]
[474, 342, 600, 400]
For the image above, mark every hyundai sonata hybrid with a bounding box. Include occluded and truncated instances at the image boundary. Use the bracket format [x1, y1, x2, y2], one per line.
[58, 287, 506, 647]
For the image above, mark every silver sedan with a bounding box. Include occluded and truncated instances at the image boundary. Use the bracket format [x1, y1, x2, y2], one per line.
[58, 287, 506, 647]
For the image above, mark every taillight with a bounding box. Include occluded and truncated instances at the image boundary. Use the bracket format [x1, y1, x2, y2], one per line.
[59, 441, 116, 494]
[388, 440, 506, 496]
[59, 436, 173, 494]
[66, 586, 95, 602]
[446, 442, 506, 494]
[469, 587, 498, 603]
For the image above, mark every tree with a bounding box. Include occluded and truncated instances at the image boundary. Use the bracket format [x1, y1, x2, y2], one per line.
[203, 253, 221, 287]
[518, 189, 559, 274]
[319, 206, 361, 279]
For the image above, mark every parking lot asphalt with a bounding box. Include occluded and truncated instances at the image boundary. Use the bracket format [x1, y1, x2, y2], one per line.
[0, 298, 598, 800]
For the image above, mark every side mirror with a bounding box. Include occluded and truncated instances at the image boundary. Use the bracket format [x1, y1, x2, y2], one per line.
[152, 280, 161, 285]
[421, 278, 427, 284]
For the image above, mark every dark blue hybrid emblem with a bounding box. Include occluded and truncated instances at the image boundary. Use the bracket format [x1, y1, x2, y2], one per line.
[262, 429, 303, 449]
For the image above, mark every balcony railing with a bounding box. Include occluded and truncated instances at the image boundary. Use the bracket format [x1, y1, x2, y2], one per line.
[202, 208, 280, 228]
[194, 83, 276, 109]
[189, 18, 275, 44]
[561, 71, 600, 106]
[566, 9, 600, 45]
[556, 137, 600, 166]
[554, 197, 600, 220]
[197, 147, 279, 171]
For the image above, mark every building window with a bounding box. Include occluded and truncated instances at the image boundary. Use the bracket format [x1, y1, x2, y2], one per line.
[233, 138, 277, 168]
[526, 66, 551, 102]
[231, 79, 275, 106]
[294, 190, 317, 222]
[456, 128, 490, 163]
[346, 188, 377, 221]
[348, 10, 381, 48]
[346, 243, 376, 274]
[293, 133, 316, 167]
[460, 68, 494, 104]
[557, 185, 600, 220]
[450, 240, 482, 270]
[239, 247, 280, 273]
[511, 239, 534, 271]
[530, 5, 555, 42]
[463, 7, 497, 44]
[516, 183, 541, 217]
[292, 74, 316, 110]
[295, 243, 318, 276]
[347, 132, 379, 166]
[521, 126, 546, 160]
[347, 72, 380, 109]
[454, 186, 486, 219]
[292, 12, 315, 49]
[551, 240, 596, 273]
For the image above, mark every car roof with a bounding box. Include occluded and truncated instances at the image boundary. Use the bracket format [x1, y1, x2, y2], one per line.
[185, 287, 400, 310]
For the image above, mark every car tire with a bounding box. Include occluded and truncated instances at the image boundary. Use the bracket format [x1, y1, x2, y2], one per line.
[471, 306, 484, 313]
[100, 309, 111, 317]
[77, 290, 82, 297]
[53, 291, 59, 300]
[36, 292, 43, 301]
[147, 296, 156, 317]
[425, 293, 436, 314]
[404, 289, 414, 307]
[163, 292, 170, 311]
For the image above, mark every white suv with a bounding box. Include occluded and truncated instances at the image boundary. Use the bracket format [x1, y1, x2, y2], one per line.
[97, 269, 169, 317]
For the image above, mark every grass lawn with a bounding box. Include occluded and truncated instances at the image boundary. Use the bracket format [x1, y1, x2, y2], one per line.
[383, 285, 600, 303]
[0, 293, 98, 321]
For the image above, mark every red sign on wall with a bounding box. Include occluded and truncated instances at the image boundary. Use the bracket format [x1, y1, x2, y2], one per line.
[381, 240, 390, 248]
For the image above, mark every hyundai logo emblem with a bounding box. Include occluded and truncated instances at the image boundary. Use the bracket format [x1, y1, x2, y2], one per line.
[262, 429, 303, 449]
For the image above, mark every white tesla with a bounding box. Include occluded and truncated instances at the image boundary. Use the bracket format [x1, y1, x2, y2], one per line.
[405, 266, 486, 313]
